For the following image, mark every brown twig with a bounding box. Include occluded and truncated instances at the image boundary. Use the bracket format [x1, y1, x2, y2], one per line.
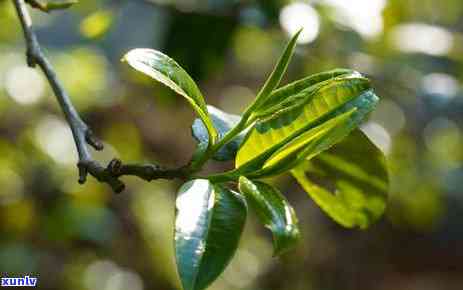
[25, 0, 77, 13]
[107, 159, 188, 181]
[12, 0, 187, 193]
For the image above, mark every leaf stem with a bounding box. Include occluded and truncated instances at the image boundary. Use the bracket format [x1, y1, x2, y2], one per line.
[187, 113, 254, 173]
[212, 116, 249, 153]
[205, 171, 239, 183]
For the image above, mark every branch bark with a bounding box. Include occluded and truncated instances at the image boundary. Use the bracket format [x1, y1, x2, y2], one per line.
[107, 159, 188, 181]
[12, 0, 186, 192]
[24, 0, 77, 13]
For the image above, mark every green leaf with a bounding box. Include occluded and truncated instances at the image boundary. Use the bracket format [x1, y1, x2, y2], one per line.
[253, 108, 358, 177]
[255, 69, 357, 115]
[292, 130, 388, 229]
[123, 49, 217, 144]
[255, 90, 379, 177]
[192, 106, 248, 161]
[26, 0, 78, 12]
[238, 176, 300, 255]
[175, 179, 247, 290]
[235, 76, 376, 176]
[243, 29, 302, 118]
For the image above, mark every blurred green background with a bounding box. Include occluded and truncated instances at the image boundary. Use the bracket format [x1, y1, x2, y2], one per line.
[1, 0, 463, 289]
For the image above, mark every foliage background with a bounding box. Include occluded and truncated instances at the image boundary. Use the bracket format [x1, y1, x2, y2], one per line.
[0, 0, 462, 289]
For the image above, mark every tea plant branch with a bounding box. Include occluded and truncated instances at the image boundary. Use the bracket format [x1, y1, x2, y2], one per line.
[24, 0, 78, 12]
[106, 159, 188, 181]
[12, 0, 187, 192]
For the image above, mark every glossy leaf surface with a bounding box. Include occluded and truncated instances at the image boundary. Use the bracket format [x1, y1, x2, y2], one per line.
[255, 69, 357, 115]
[292, 130, 388, 229]
[123, 49, 217, 143]
[255, 90, 379, 177]
[192, 105, 247, 161]
[236, 76, 375, 175]
[175, 179, 247, 290]
[239, 177, 300, 255]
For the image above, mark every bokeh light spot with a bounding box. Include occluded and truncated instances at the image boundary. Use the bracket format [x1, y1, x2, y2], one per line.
[422, 73, 459, 102]
[4, 65, 45, 105]
[361, 122, 392, 154]
[84, 260, 144, 290]
[390, 23, 454, 56]
[35, 116, 77, 165]
[370, 99, 406, 136]
[319, 0, 387, 39]
[279, 2, 320, 44]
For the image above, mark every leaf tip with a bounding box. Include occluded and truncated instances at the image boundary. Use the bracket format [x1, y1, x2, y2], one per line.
[291, 28, 303, 43]
[120, 49, 135, 63]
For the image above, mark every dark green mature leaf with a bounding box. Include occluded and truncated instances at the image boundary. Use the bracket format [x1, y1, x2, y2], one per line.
[175, 179, 247, 290]
[292, 130, 388, 229]
[123, 49, 218, 144]
[239, 177, 300, 255]
[235, 76, 377, 177]
[192, 105, 248, 161]
[243, 29, 302, 117]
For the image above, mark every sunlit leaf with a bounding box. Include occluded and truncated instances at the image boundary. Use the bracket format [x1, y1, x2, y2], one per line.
[257, 90, 379, 177]
[235, 76, 376, 176]
[255, 69, 357, 115]
[253, 108, 358, 177]
[238, 176, 300, 255]
[243, 29, 302, 117]
[175, 179, 247, 290]
[292, 130, 388, 229]
[192, 105, 247, 161]
[123, 49, 217, 144]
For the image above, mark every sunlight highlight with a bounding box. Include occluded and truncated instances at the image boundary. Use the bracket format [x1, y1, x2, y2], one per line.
[319, 0, 387, 39]
[279, 2, 320, 44]
[422, 73, 459, 102]
[390, 23, 454, 56]
[176, 179, 214, 235]
[4, 65, 45, 105]
[34, 116, 77, 165]
[361, 122, 392, 154]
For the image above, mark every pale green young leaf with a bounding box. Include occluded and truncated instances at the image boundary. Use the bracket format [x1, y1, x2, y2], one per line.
[235, 76, 373, 175]
[251, 90, 379, 178]
[238, 176, 300, 255]
[123, 49, 217, 144]
[243, 29, 302, 117]
[192, 70, 363, 162]
[292, 130, 388, 229]
[250, 108, 358, 177]
[255, 68, 358, 115]
[175, 179, 247, 290]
